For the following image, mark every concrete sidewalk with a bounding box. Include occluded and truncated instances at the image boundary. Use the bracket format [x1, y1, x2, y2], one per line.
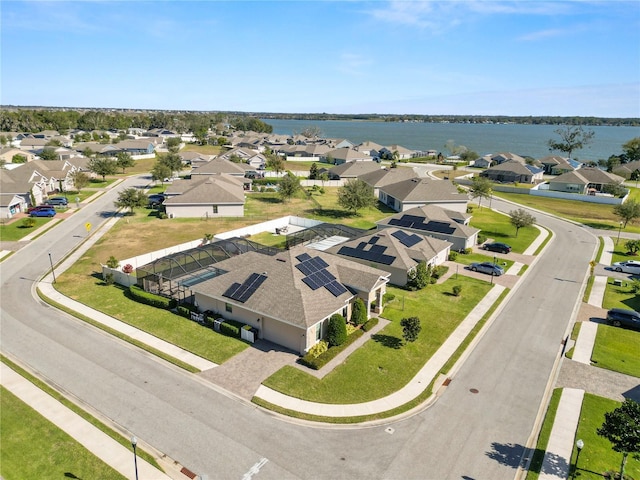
[254, 284, 506, 416]
[1, 363, 171, 480]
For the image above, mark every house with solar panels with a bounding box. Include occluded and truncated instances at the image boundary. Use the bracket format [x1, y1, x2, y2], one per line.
[326, 229, 451, 286]
[378, 177, 470, 213]
[189, 247, 390, 354]
[377, 204, 480, 251]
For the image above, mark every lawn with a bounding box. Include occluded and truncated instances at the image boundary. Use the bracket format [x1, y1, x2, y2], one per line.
[262, 276, 492, 403]
[526, 388, 563, 479]
[493, 191, 640, 234]
[591, 323, 640, 377]
[450, 251, 515, 271]
[0, 217, 58, 241]
[570, 394, 639, 479]
[469, 206, 540, 253]
[0, 386, 126, 480]
[602, 278, 640, 311]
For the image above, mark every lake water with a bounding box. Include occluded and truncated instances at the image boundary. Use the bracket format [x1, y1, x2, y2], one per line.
[263, 119, 640, 162]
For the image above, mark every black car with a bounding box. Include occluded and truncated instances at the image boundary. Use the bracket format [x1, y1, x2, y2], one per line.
[606, 308, 640, 331]
[148, 194, 165, 206]
[483, 242, 511, 254]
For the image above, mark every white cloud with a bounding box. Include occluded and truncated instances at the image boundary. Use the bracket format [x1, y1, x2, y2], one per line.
[336, 53, 373, 76]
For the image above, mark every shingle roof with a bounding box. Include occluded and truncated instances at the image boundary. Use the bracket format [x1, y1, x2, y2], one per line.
[381, 177, 469, 203]
[164, 174, 245, 204]
[190, 248, 389, 328]
[358, 166, 418, 187]
[329, 161, 382, 178]
[485, 160, 533, 175]
[551, 167, 624, 185]
[191, 158, 249, 175]
[377, 204, 479, 239]
[326, 147, 372, 162]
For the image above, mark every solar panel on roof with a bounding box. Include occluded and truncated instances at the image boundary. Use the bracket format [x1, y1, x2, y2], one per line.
[302, 275, 322, 290]
[223, 273, 267, 303]
[296, 262, 314, 276]
[315, 257, 329, 269]
[403, 215, 425, 224]
[423, 221, 455, 234]
[357, 242, 367, 249]
[370, 244, 387, 253]
[223, 282, 241, 299]
[368, 236, 379, 244]
[389, 218, 412, 228]
[391, 230, 408, 241]
[326, 281, 348, 297]
[401, 234, 422, 248]
[296, 253, 312, 262]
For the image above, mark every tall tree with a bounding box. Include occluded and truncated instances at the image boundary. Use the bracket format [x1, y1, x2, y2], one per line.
[114, 188, 148, 214]
[327, 314, 347, 347]
[350, 298, 367, 326]
[597, 399, 640, 480]
[509, 209, 536, 236]
[166, 136, 181, 153]
[88, 157, 117, 181]
[151, 162, 172, 184]
[309, 162, 318, 180]
[278, 172, 301, 202]
[71, 171, 90, 191]
[470, 176, 493, 209]
[622, 137, 640, 163]
[613, 200, 640, 228]
[266, 153, 284, 174]
[157, 152, 182, 177]
[400, 317, 421, 344]
[115, 152, 135, 174]
[337, 179, 376, 215]
[547, 125, 595, 159]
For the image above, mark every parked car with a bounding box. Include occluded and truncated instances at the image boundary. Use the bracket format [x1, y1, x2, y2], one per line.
[30, 207, 56, 217]
[45, 197, 68, 206]
[483, 242, 512, 254]
[469, 262, 505, 276]
[606, 308, 640, 331]
[147, 194, 165, 206]
[27, 205, 56, 214]
[611, 260, 640, 274]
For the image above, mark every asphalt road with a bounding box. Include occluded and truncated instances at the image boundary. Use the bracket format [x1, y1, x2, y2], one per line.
[0, 184, 597, 479]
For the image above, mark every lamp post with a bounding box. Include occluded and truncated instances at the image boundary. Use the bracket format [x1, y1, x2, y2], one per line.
[131, 436, 139, 480]
[48, 252, 56, 284]
[617, 221, 623, 245]
[490, 255, 497, 285]
[573, 439, 584, 479]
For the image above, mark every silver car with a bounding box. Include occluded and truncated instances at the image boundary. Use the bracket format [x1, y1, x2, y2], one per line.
[611, 260, 640, 274]
[469, 262, 505, 276]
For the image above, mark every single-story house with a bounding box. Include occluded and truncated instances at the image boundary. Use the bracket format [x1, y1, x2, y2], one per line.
[0, 148, 36, 164]
[355, 141, 385, 158]
[377, 204, 480, 251]
[538, 155, 575, 175]
[326, 228, 451, 286]
[358, 167, 419, 196]
[191, 158, 251, 178]
[472, 155, 493, 168]
[480, 160, 544, 184]
[379, 144, 415, 160]
[190, 248, 390, 354]
[115, 140, 156, 155]
[327, 161, 382, 180]
[490, 152, 527, 165]
[613, 160, 640, 180]
[163, 174, 246, 218]
[217, 147, 266, 170]
[322, 147, 372, 165]
[379, 177, 470, 213]
[548, 168, 625, 194]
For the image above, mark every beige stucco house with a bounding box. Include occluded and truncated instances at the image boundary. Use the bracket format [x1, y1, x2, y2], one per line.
[163, 174, 245, 218]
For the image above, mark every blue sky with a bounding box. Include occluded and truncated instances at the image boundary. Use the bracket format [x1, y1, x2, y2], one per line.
[2, 1, 639, 117]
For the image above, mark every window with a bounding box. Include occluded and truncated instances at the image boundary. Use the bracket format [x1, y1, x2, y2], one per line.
[225, 303, 232, 313]
[212, 205, 218, 214]
[315, 321, 323, 341]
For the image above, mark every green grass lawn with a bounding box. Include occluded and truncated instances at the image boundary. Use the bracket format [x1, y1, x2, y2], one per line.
[247, 231, 288, 248]
[0, 217, 57, 241]
[602, 278, 640, 311]
[570, 394, 640, 479]
[262, 277, 492, 403]
[591, 324, 640, 377]
[469, 207, 540, 253]
[0, 386, 126, 480]
[451, 252, 515, 271]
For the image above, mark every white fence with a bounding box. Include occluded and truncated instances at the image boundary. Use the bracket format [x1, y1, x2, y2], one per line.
[214, 215, 323, 239]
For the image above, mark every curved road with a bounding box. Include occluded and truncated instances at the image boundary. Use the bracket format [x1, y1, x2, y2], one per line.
[1, 181, 597, 479]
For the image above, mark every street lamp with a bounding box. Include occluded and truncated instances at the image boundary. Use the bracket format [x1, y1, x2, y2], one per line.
[48, 252, 56, 284]
[573, 439, 584, 479]
[490, 255, 497, 285]
[617, 221, 623, 245]
[131, 436, 139, 480]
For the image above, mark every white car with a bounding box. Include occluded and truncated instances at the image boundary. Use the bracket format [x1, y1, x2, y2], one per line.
[611, 260, 640, 274]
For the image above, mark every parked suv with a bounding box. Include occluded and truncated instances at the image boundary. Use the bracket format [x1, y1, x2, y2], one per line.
[45, 197, 68, 206]
[606, 308, 640, 331]
[483, 242, 511, 254]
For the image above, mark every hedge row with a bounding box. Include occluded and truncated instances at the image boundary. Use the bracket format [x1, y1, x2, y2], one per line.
[128, 285, 177, 310]
[361, 317, 379, 332]
[299, 328, 365, 370]
[219, 319, 245, 338]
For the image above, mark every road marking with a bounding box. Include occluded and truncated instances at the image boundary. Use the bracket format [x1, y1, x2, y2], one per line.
[242, 458, 268, 480]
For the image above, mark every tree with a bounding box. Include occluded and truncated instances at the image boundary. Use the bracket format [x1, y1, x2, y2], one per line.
[166, 136, 181, 153]
[71, 171, 90, 191]
[39, 148, 58, 160]
[547, 125, 595, 159]
[88, 157, 117, 181]
[470, 176, 493, 209]
[278, 171, 301, 202]
[614, 200, 640, 228]
[114, 188, 147, 214]
[624, 239, 640, 255]
[408, 262, 431, 290]
[400, 317, 421, 344]
[157, 152, 182, 177]
[597, 399, 640, 480]
[327, 314, 347, 347]
[337, 179, 376, 215]
[621, 137, 640, 163]
[309, 162, 318, 180]
[350, 298, 367, 326]
[151, 162, 172, 184]
[266, 153, 284, 175]
[12, 154, 26, 164]
[115, 152, 135, 173]
[509, 208, 536, 237]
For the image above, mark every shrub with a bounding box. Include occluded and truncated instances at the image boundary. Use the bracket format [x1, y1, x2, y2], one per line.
[466, 205, 474, 213]
[103, 272, 114, 285]
[463, 247, 473, 255]
[219, 319, 244, 338]
[432, 265, 448, 279]
[122, 264, 134, 274]
[346, 323, 357, 336]
[327, 314, 347, 347]
[362, 317, 379, 332]
[299, 329, 365, 369]
[106, 256, 119, 268]
[307, 340, 328, 358]
[448, 251, 458, 261]
[22, 217, 36, 228]
[452, 285, 462, 297]
[400, 316, 422, 344]
[383, 292, 396, 304]
[477, 233, 487, 244]
[158, 213, 168, 219]
[128, 285, 177, 309]
[350, 298, 367, 325]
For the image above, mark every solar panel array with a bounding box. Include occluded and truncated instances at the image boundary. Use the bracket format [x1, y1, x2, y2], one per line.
[223, 272, 267, 303]
[388, 215, 456, 234]
[296, 254, 348, 297]
[391, 230, 422, 248]
[336, 237, 396, 266]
